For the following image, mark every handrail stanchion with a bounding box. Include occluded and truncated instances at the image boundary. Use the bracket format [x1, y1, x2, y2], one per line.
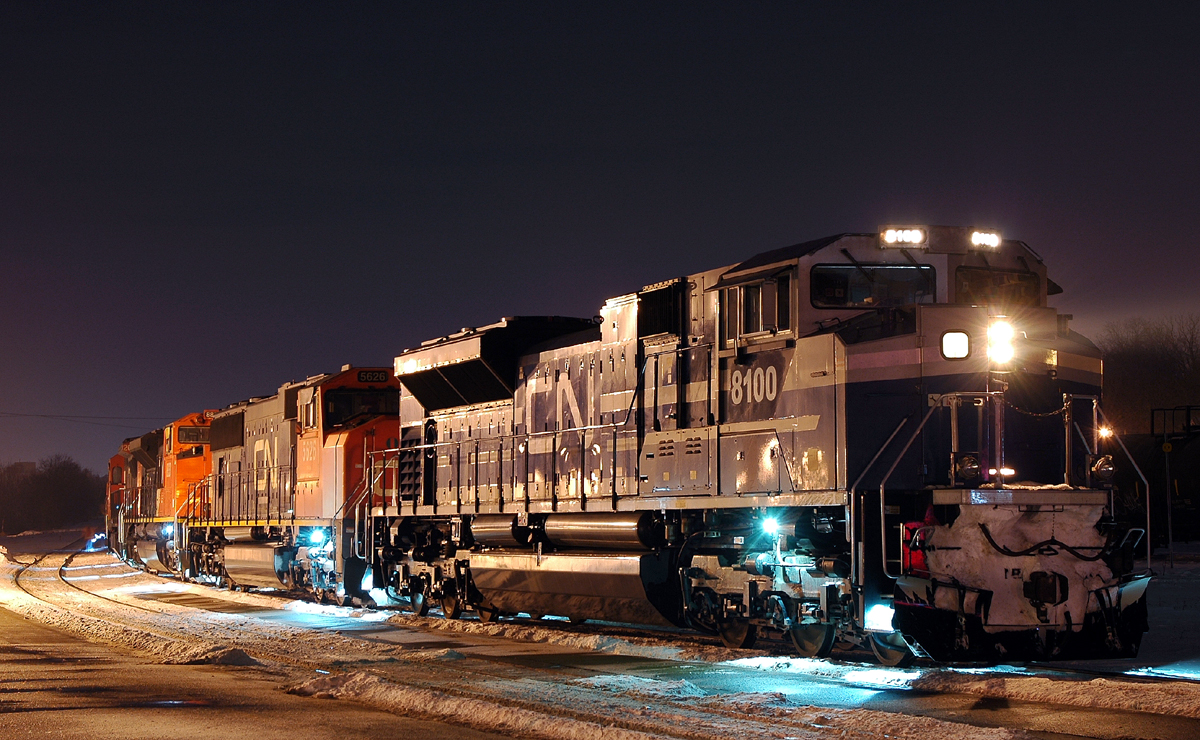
[1097, 408, 1154, 573]
[847, 415, 910, 587]
[877, 397, 956, 579]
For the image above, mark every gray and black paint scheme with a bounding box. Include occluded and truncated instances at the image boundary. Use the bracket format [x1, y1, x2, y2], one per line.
[372, 226, 1147, 664]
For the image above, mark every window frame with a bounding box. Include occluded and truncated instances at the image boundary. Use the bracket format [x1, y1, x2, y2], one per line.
[720, 271, 795, 347]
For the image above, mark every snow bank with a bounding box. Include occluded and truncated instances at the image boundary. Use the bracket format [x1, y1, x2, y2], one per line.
[691, 693, 1028, 740]
[912, 670, 1200, 719]
[290, 672, 667, 740]
[386, 613, 751, 662]
[164, 644, 260, 666]
[722, 655, 1200, 719]
[0, 553, 258, 667]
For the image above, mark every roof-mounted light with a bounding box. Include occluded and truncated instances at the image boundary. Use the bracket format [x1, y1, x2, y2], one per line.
[970, 230, 1002, 249]
[881, 227, 926, 246]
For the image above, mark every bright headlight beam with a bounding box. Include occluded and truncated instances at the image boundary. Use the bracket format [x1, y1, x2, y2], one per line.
[970, 231, 1001, 248]
[883, 228, 924, 245]
[762, 517, 780, 537]
[987, 321, 1014, 343]
[987, 321, 1015, 363]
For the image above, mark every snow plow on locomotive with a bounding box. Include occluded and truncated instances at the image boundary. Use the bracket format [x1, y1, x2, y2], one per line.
[108, 225, 1151, 665]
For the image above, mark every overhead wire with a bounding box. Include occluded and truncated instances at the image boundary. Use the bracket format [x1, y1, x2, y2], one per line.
[0, 411, 174, 431]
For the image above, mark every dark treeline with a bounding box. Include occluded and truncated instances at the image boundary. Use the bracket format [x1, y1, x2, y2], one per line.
[1099, 315, 1200, 545]
[1099, 314, 1200, 434]
[0, 456, 105, 534]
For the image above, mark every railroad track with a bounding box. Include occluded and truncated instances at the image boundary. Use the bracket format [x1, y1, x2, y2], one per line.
[47, 543, 1200, 689]
[10, 541, 1200, 740]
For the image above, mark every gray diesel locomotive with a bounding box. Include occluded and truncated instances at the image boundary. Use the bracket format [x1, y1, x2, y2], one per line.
[111, 225, 1151, 665]
[363, 225, 1149, 664]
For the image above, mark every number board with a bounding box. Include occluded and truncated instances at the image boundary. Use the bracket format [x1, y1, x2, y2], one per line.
[357, 370, 390, 383]
[722, 350, 791, 423]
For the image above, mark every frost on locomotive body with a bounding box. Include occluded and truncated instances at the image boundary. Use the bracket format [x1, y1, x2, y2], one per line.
[376, 226, 1148, 662]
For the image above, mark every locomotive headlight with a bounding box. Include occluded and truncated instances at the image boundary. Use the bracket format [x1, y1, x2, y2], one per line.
[1092, 455, 1116, 481]
[1098, 426, 1114, 439]
[970, 230, 1002, 248]
[308, 528, 327, 545]
[987, 321, 1016, 364]
[956, 454, 981, 480]
[882, 228, 926, 246]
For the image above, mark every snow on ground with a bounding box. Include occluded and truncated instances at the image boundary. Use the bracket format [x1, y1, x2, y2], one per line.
[0, 538, 1035, 740]
[8, 532, 1200, 739]
[291, 670, 1029, 740]
[572, 675, 708, 699]
[721, 655, 1200, 719]
[291, 672, 667, 740]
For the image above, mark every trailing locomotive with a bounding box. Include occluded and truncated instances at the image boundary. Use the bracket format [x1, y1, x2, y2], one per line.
[108, 225, 1151, 665]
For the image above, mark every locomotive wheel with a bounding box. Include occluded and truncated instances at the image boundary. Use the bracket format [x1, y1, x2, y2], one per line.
[790, 623, 836, 658]
[407, 578, 430, 616]
[440, 592, 463, 620]
[409, 590, 430, 616]
[477, 605, 502, 623]
[869, 631, 915, 667]
[717, 620, 757, 649]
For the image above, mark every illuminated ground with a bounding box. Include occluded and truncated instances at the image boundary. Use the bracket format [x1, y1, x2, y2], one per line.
[4, 529, 1200, 740]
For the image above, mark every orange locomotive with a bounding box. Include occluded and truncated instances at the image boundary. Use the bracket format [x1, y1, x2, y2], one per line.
[108, 366, 399, 600]
[107, 411, 216, 572]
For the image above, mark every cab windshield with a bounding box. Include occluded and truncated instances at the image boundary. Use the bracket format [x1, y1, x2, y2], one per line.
[955, 267, 1040, 308]
[811, 264, 936, 308]
[323, 389, 399, 430]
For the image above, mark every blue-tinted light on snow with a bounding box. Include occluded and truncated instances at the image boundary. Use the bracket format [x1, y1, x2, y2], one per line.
[864, 604, 895, 632]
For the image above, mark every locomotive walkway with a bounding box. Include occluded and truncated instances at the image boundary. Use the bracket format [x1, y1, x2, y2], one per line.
[4, 530, 1200, 740]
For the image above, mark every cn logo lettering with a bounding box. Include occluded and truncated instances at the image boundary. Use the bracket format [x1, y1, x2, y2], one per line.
[730, 365, 778, 406]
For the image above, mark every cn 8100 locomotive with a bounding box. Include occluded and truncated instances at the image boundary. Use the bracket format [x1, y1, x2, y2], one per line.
[109, 226, 1150, 665]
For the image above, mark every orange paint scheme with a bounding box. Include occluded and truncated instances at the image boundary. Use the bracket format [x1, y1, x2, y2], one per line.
[106, 449, 128, 534]
[293, 367, 400, 519]
[159, 410, 218, 518]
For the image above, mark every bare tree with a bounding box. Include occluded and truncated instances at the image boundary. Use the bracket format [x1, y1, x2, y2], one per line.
[0, 457, 104, 534]
[1100, 314, 1200, 433]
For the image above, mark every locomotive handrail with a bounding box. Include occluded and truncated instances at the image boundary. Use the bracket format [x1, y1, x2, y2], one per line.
[367, 416, 638, 458]
[1096, 408, 1153, 572]
[847, 415, 910, 587]
[363, 417, 639, 512]
[771, 428, 797, 493]
[876, 400, 944, 579]
[348, 462, 393, 560]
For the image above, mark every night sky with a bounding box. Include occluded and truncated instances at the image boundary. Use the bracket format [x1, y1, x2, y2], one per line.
[2, 2, 1198, 472]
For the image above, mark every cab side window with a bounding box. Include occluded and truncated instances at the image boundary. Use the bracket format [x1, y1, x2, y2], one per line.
[721, 273, 792, 346]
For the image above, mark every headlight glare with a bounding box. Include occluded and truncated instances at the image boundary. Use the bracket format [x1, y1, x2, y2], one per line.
[987, 320, 1016, 364]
